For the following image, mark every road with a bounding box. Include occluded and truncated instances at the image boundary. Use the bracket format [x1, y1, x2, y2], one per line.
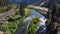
[0, 0, 51, 22]
[30, 0, 46, 6]
[15, 9, 46, 34]
[0, 6, 16, 22]
[28, 5, 48, 11]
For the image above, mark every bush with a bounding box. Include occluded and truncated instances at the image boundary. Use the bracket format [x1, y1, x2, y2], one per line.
[24, 9, 31, 18]
[1, 25, 9, 32]
[46, 19, 51, 26]
[0, 7, 9, 13]
[9, 22, 17, 30]
[28, 18, 39, 34]
[0, 8, 31, 34]
[4, 30, 11, 34]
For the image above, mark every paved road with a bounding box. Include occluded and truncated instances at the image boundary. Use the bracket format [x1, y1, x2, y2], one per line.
[41, 0, 60, 8]
[0, 6, 16, 22]
[30, 0, 46, 6]
[15, 17, 32, 34]
[28, 5, 48, 11]
[14, 0, 60, 34]
[15, 9, 46, 34]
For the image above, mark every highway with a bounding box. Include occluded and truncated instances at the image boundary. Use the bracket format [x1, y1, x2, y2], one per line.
[28, 5, 48, 11]
[0, 6, 16, 22]
[0, 5, 48, 22]
[0, 0, 49, 22]
[0, 0, 47, 34]
[15, 9, 46, 34]
[0, 0, 60, 34]
[30, 0, 46, 6]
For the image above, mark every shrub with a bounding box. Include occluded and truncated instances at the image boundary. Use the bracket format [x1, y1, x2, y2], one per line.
[46, 19, 51, 26]
[4, 30, 11, 34]
[28, 18, 39, 34]
[0, 7, 9, 13]
[0, 24, 9, 32]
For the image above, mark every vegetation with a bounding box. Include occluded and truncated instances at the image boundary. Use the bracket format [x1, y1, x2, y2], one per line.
[0, 0, 14, 13]
[0, 1, 51, 34]
[0, 8, 31, 34]
[0, 0, 12, 7]
[46, 19, 51, 26]
[28, 18, 39, 34]
[24, 9, 31, 18]
[0, 7, 10, 13]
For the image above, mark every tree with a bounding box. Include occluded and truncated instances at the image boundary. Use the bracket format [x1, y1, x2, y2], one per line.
[1, 25, 9, 32]
[28, 18, 39, 34]
[4, 30, 11, 34]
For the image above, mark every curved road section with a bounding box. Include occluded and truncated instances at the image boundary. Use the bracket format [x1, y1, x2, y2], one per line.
[15, 9, 46, 34]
